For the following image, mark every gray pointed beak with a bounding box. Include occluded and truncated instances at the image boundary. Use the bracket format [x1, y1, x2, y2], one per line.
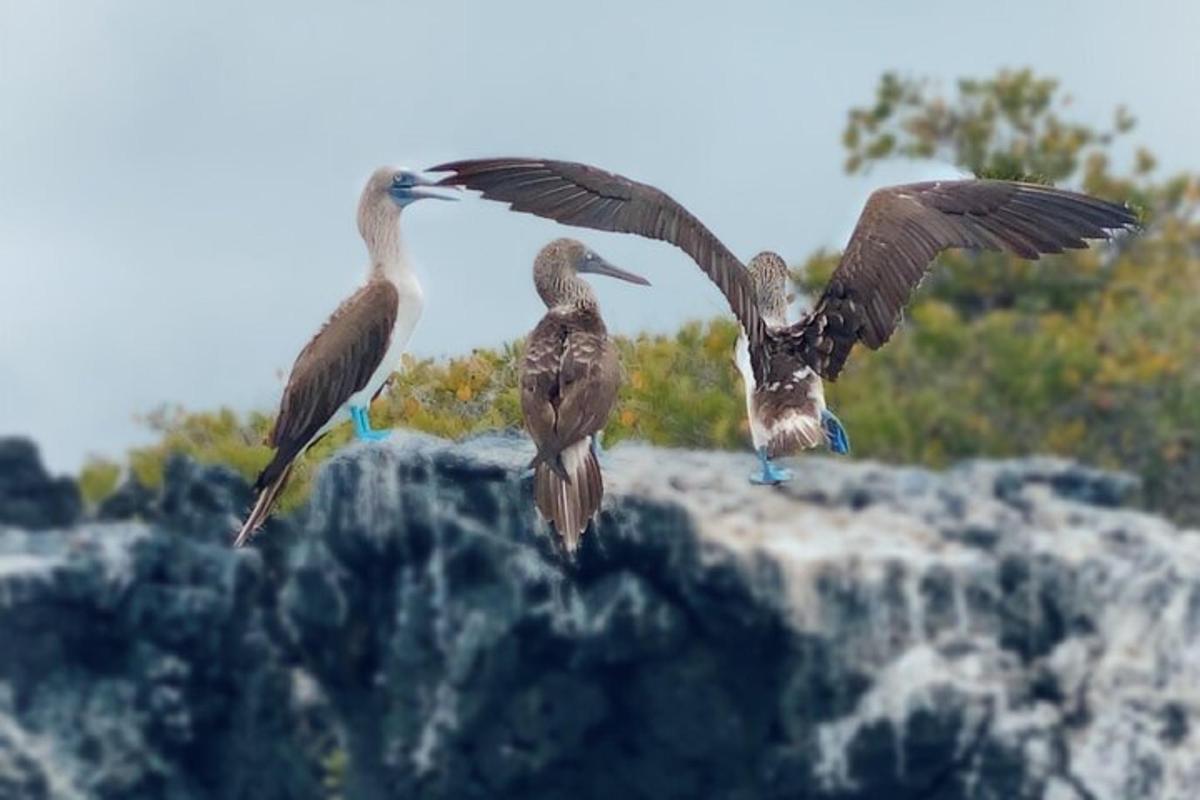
[409, 173, 461, 201]
[579, 254, 651, 286]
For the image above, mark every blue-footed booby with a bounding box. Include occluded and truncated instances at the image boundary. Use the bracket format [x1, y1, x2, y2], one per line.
[521, 238, 649, 552]
[737, 252, 850, 485]
[431, 158, 1138, 483]
[233, 167, 455, 547]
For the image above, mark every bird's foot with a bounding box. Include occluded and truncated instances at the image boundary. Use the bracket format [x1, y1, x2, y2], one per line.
[350, 405, 391, 442]
[750, 447, 793, 485]
[822, 408, 851, 455]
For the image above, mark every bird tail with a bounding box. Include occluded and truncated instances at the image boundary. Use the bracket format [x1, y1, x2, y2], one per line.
[533, 438, 602, 554]
[528, 448, 570, 482]
[233, 458, 294, 548]
[753, 377, 827, 458]
[765, 415, 825, 458]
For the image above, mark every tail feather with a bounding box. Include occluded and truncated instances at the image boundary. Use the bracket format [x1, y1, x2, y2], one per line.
[533, 438, 602, 553]
[528, 449, 570, 482]
[233, 461, 294, 548]
[765, 413, 825, 459]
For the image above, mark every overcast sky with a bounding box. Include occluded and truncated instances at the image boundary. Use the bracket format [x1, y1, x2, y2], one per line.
[2, 0, 1197, 472]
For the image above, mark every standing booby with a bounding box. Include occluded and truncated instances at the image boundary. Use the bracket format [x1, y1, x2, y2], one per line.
[736, 251, 850, 485]
[521, 238, 649, 552]
[233, 167, 454, 547]
[431, 158, 1137, 482]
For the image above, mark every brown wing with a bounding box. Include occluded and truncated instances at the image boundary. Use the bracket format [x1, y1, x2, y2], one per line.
[553, 331, 621, 452]
[520, 316, 568, 459]
[520, 312, 620, 466]
[258, 281, 400, 488]
[790, 180, 1138, 380]
[432, 157, 766, 360]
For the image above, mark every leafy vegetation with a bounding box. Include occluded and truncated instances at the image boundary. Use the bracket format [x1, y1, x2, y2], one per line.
[82, 69, 1200, 524]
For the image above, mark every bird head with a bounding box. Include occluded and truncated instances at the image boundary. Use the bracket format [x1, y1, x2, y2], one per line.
[748, 251, 791, 323]
[358, 166, 458, 247]
[384, 167, 459, 207]
[534, 238, 650, 307]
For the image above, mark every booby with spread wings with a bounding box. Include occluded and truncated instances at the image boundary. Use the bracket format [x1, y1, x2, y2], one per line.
[736, 251, 850, 484]
[521, 238, 649, 552]
[431, 158, 1137, 483]
[233, 167, 455, 546]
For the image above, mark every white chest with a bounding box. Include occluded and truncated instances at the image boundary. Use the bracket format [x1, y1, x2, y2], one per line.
[347, 269, 424, 410]
[376, 272, 423, 389]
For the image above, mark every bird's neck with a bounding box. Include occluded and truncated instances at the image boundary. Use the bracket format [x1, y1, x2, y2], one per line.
[758, 292, 790, 327]
[538, 271, 597, 310]
[365, 213, 416, 288]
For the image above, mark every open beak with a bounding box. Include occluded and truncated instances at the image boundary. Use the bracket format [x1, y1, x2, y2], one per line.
[409, 172, 461, 201]
[579, 254, 651, 286]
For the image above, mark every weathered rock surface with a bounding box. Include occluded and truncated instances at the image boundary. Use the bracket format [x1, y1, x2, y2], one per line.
[0, 438, 80, 530]
[0, 433, 1197, 799]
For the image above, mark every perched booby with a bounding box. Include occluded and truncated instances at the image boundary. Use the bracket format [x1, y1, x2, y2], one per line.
[233, 167, 454, 547]
[736, 252, 850, 485]
[521, 238, 649, 552]
[431, 158, 1138, 483]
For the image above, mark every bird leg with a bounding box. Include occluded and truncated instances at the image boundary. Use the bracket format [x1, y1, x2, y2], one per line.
[750, 446, 793, 485]
[349, 405, 390, 441]
[821, 408, 851, 455]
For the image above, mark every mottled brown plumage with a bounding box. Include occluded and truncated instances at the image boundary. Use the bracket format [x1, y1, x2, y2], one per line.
[736, 253, 826, 458]
[432, 158, 1138, 388]
[520, 238, 647, 552]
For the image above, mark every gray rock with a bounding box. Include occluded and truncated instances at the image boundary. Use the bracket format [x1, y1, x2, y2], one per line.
[0, 433, 1197, 799]
[0, 438, 80, 530]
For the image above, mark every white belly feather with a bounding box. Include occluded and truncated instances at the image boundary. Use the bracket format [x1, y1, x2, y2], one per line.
[734, 332, 770, 449]
[347, 276, 423, 411]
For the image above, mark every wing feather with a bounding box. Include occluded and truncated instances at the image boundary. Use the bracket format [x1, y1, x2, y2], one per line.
[789, 180, 1137, 379]
[432, 157, 766, 364]
[265, 281, 400, 477]
[519, 312, 621, 468]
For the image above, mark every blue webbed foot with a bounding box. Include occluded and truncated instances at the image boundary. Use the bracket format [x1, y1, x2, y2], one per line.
[350, 405, 391, 442]
[750, 447, 793, 485]
[822, 408, 851, 455]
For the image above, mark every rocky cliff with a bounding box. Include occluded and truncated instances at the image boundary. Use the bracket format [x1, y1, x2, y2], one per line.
[0, 433, 1197, 800]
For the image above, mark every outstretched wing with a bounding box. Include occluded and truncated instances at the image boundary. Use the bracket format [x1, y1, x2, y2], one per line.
[431, 157, 766, 362]
[790, 180, 1138, 380]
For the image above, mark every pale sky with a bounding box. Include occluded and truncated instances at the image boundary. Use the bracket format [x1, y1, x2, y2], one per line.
[2, 0, 1197, 472]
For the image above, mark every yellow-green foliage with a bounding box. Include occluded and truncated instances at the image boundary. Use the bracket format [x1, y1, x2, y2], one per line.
[82, 69, 1200, 525]
[321, 747, 347, 800]
[78, 457, 121, 506]
[106, 323, 745, 513]
[607, 320, 745, 449]
[376, 343, 526, 438]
